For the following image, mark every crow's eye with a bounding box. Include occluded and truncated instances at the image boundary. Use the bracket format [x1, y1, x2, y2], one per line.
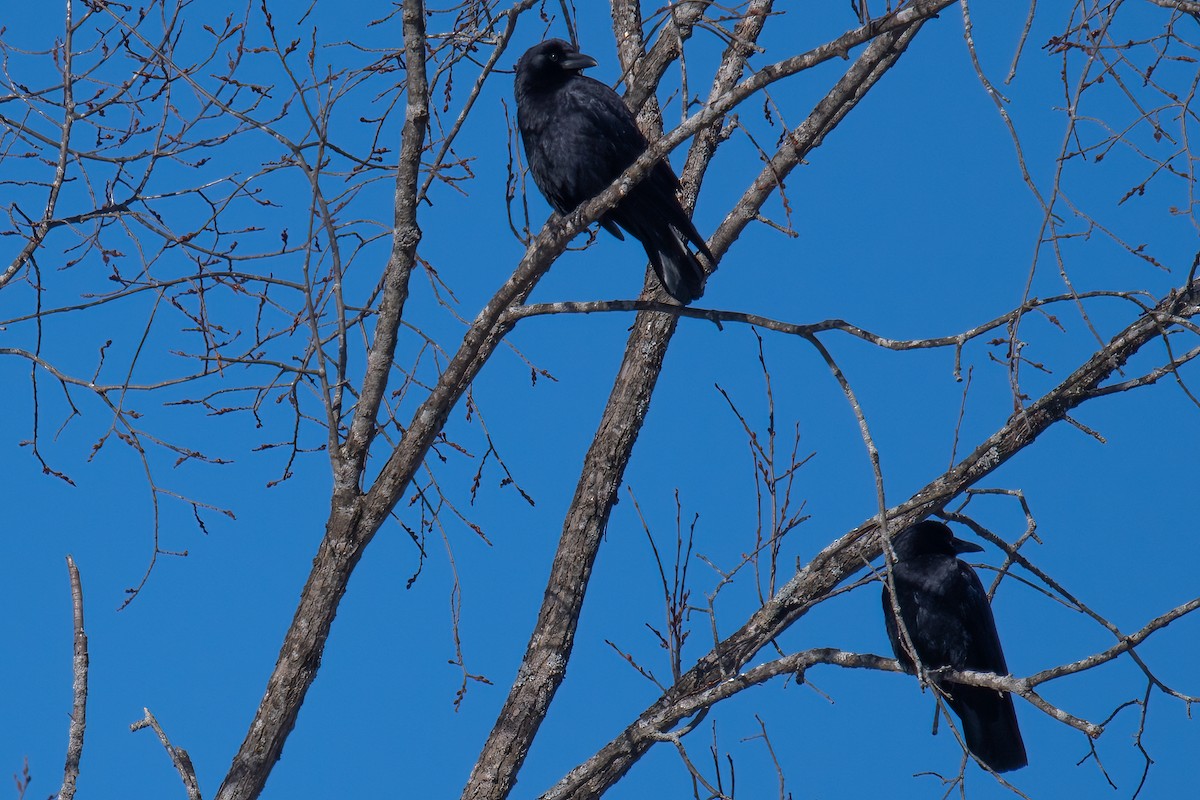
[548, 52, 559, 62]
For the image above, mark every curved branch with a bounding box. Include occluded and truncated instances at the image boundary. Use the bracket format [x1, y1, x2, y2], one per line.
[131, 709, 202, 800]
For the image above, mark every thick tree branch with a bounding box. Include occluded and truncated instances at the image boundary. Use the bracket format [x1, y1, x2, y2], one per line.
[1145, 0, 1200, 14]
[214, 2, 434, 797]
[218, 4, 757, 797]
[540, 276, 1200, 799]
[463, 12, 935, 800]
[460, 4, 788, 798]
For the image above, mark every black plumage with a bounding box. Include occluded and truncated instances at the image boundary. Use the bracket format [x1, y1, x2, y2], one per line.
[514, 38, 712, 304]
[882, 520, 1028, 773]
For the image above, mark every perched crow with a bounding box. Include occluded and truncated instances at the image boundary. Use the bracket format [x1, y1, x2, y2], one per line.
[882, 520, 1028, 773]
[514, 38, 712, 304]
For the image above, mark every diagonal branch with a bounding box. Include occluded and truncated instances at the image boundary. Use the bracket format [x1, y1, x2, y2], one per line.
[462, 12, 936, 800]
[131, 708, 202, 800]
[216, 5, 744, 798]
[0, 0, 78, 290]
[214, 1, 434, 797]
[539, 275, 1200, 800]
[218, 5, 958, 799]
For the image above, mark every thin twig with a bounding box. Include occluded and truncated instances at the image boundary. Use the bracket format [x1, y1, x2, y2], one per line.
[130, 709, 202, 800]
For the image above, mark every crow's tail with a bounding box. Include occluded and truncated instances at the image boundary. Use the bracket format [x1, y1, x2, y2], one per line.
[644, 225, 708, 304]
[948, 685, 1028, 773]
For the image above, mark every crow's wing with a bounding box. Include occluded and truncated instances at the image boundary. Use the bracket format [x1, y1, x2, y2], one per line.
[522, 76, 646, 215]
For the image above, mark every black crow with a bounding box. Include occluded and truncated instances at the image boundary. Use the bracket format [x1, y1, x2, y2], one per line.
[882, 520, 1028, 773]
[514, 38, 712, 304]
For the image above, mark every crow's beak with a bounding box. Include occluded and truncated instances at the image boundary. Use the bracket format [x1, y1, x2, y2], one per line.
[952, 536, 985, 555]
[560, 51, 598, 71]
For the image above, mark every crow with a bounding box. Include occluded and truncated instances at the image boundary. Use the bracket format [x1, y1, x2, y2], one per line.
[514, 38, 712, 304]
[882, 520, 1028, 773]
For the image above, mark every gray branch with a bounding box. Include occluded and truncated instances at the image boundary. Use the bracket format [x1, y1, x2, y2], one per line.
[56, 555, 88, 800]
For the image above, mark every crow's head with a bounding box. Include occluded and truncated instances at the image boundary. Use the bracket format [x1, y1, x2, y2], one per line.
[889, 520, 984, 561]
[515, 39, 598, 92]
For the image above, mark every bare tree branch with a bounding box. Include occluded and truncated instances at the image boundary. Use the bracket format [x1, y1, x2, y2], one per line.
[1145, 0, 1200, 14]
[130, 709, 202, 800]
[56, 555, 88, 800]
[464, 10, 939, 800]
[5, 2, 1198, 798]
[540, 275, 1200, 799]
[212, 0, 435, 794]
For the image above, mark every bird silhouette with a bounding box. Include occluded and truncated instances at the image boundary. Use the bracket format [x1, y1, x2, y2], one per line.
[882, 520, 1028, 772]
[514, 38, 712, 303]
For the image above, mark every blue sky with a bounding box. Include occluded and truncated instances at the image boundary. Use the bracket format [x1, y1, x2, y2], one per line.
[2, 2, 1198, 799]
